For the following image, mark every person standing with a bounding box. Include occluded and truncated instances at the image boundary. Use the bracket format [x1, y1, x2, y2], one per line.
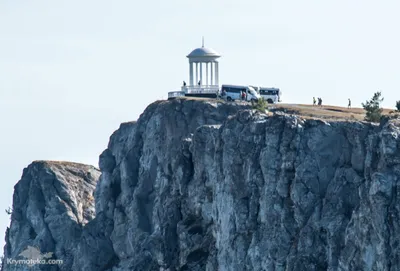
[221, 89, 226, 97]
[313, 97, 316, 106]
[348, 98, 351, 109]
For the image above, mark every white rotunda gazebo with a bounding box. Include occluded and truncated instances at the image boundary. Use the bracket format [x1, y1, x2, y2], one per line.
[168, 40, 221, 99]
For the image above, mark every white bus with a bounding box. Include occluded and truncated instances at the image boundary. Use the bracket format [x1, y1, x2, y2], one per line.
[252, 87, 281, 104]
[220, 85, 261, 102]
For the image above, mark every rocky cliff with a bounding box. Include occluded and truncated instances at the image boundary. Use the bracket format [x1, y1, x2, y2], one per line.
[2, 161, 100, 271]
[2, 99, 400, 271]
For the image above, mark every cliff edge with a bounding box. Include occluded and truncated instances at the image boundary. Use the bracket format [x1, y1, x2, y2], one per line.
[2, 99, 400, 271]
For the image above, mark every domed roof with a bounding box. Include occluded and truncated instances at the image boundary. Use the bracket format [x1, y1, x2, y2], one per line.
[187, 46, 221, 58]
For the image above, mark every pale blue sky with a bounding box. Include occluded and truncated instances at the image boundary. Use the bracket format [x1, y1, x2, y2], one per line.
[1, 0, 400, 250]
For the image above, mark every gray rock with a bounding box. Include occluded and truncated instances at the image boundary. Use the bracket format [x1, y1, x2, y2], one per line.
[3, 99, 400, 271]
[2, 161, 100, 271]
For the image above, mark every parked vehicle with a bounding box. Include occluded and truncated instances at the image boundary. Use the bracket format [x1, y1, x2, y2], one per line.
[256, 87, 281, 104]
[220, 85, 260, 102]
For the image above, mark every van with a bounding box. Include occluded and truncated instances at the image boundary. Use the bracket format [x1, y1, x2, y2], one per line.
[220, 85, 260, 102]
[258, 87, 281, 104]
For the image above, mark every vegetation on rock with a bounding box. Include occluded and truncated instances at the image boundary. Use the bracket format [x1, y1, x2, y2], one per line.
[252, 98, 268, 113]
[362, 91, 384, 122]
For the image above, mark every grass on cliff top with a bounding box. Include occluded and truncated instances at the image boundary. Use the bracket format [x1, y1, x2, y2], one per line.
[166, 97, 394, 121]
[268, 103, 393, 121]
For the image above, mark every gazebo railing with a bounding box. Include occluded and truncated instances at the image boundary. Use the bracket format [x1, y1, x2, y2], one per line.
[168, 85, 220, 99]
[182, 85, 220, 94]
[168, 91, 185, 99]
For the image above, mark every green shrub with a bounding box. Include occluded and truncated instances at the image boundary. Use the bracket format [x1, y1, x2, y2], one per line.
[362, 92, 384, 122]
[252, 98, 268, 113]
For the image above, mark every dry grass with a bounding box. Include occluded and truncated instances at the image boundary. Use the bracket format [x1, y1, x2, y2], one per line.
[268, 103, 393, 121]
[166, 98, 395, 121]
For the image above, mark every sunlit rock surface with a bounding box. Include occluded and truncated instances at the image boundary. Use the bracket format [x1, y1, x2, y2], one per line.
[2, 161, 100, 271]
[2, 99, 400, 271]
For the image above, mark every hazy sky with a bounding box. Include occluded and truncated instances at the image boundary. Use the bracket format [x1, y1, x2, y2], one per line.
[1, 0, 400, 251]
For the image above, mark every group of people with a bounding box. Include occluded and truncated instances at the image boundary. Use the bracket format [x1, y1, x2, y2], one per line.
[313, 97, 323, 106]
[312, 97, 352, 108]
[182, 80, 202, 86]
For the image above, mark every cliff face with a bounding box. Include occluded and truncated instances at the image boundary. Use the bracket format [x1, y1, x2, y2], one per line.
[2, 161, 100, 271]
[3, 99, 400, 271]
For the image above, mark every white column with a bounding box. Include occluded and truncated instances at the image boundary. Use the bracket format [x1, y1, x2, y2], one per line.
[195, 62, 198, 85]
[215, 62, 219, 85]
[200, 62, 203, 86]
[206, 62, 209, 86]
[210, 62, 214, 86]
[189, 62, 193, 86]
